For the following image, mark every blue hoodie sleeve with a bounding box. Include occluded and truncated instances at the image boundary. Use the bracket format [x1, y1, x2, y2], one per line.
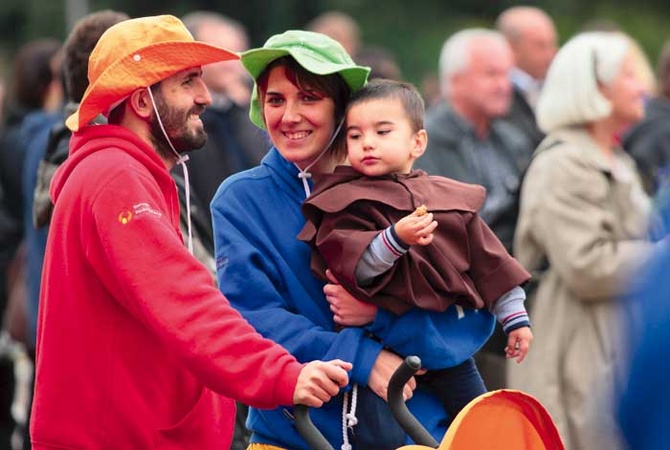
[368, 304, 495, 370]
[211, 174, 382, 385]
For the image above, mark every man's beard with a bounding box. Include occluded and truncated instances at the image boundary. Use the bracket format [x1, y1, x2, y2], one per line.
[149, 90, 208, 162]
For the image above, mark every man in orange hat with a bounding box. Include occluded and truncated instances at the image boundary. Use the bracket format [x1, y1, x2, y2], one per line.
[30, 15, 351, 449]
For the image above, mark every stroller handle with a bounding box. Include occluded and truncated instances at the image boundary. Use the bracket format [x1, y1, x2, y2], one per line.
[294, 355, 439, 449]
[294, 404, 333, 450]
[388, 356, 439, 448]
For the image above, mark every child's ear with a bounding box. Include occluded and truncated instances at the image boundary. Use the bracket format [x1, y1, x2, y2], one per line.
[411, 129, 428, 159]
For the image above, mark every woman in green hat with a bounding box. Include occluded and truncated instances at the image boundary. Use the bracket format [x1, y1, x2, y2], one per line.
[211, 30, 491, 449]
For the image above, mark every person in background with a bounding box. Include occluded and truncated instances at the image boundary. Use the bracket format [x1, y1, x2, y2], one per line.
[617, 236, 670, 450]
[623, 40, 670, 196]
[211, 30, 482, 449]
[30, 16, 351, 449]
[356, 45, 403, 81]
[0, 38, 62, 449]
[415, 28, 533, 391]
[306, 10, 361, 59]
[513, 31, 655, 449]
[18, 46, 65, 450]
[180, 11, 269, 220]
[496, 6, 558, 150]
[581, 19, 658, 100]
[298, 78, 533, 423]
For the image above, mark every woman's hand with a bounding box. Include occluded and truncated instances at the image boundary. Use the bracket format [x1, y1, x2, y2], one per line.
[368, 349, 416, 402]
[323, 270, 377, 326]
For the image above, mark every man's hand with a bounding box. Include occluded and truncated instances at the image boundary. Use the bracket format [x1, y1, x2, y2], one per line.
[293, 360, 352, 407]
[368, 350, 417, 402]
[505, 326, 533, 363]
[394, 211, 437, 246]
[324, 270, 377, 326]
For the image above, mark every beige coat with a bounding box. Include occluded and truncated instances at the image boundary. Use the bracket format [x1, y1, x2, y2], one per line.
[512, 127, 653, 450]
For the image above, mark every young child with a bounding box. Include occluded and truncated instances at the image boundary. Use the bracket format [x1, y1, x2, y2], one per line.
[298, 79, 533, 420]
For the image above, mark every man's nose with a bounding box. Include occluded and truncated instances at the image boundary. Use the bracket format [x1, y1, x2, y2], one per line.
[196, 79, 212, 105]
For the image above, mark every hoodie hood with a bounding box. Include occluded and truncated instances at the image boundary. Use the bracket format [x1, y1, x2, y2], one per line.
[50, 124, 171, 204]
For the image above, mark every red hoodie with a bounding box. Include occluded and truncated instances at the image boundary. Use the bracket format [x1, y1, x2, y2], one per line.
[31, 125, 303, 449]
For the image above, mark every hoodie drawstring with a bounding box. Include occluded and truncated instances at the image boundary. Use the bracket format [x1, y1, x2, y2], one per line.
[295, 119, 345, 198]
[146, 87, 194, 254]
[341, 383, 359, 450]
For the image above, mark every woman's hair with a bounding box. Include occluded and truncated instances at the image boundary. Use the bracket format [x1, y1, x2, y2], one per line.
[256, 55, 351, 160]
[536, 32, 630, 133]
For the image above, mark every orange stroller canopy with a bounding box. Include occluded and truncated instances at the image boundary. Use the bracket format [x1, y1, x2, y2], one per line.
[399, 389, 564, 450]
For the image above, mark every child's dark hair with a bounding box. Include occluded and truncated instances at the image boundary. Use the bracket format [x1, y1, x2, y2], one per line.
[347, 78, 425, 132]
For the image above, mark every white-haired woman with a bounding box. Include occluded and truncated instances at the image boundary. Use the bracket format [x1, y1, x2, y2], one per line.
[513, 32, 655, 450]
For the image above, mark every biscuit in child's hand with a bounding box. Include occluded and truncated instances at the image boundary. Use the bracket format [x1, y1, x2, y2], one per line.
[414, 204, 428, 216]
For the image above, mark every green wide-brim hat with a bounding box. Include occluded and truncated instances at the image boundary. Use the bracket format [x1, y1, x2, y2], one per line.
[241, 30, 370, 129]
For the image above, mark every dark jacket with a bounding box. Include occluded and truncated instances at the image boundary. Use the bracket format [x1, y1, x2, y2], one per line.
[622, 97, 670, 195]
[175, 99, 269, 219]
[299, 166, 530, 315]
[503, 87, 545, 151]
[0, 105, 32, 228]
[416, 102, 533, 254]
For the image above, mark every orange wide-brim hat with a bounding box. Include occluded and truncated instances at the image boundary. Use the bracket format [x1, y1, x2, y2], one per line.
[66, 14, 239, 132]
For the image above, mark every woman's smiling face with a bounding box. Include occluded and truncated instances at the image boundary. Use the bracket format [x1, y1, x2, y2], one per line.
[261, 66, 337, 169]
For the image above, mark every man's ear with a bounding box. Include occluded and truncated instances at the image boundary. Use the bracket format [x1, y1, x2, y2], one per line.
[411, 129, 428, 159]
[128, 88, 153, 119]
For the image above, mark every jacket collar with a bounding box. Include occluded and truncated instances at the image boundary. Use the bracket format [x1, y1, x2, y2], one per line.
[537, 126, 623, 176]
[262, 147, 312, 202]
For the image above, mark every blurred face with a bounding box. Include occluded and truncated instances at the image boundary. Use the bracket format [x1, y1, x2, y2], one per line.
[450, 38, 513, 120]
[512, 19, 557, 81]
[149, 67, 211, 160]
[346, 98, 426, 177]
[601, 52, 646, 127]
[262, 66, 337, 169]
[197, 21, 250, 100]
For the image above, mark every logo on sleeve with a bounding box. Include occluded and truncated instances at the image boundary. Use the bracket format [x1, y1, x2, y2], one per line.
[117, 203, 162, 225]
[118, 210, 133, 224]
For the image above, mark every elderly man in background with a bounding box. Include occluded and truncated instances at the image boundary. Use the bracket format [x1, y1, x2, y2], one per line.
[415, 28, 533, 391]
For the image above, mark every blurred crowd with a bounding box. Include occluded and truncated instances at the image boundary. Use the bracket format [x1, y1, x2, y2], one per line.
[0, 5, 667, 450]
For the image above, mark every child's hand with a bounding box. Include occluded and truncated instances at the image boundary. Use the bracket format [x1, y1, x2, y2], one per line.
[505, 326, 533, 363]
[394, 210, 438, 246]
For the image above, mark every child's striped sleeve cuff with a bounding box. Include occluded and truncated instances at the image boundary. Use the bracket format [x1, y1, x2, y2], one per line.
[490, 286, 531, 334]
